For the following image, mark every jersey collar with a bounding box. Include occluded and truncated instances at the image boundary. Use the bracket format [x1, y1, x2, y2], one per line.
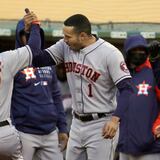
[80, 38, 105, 54]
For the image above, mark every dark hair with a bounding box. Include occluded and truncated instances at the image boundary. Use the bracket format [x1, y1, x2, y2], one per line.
[64, 14, 91, 35]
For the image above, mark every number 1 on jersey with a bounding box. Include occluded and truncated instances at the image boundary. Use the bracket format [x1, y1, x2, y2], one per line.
[88, 83, 93, 97]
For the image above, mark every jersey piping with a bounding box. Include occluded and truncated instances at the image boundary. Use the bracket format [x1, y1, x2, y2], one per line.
[46, 48, 61, 64]
[26, 45, 33, 66]
[81, 41, 106, 113]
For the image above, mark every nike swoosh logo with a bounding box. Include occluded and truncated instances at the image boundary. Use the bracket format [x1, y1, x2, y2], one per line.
[34, 82, 40, 86]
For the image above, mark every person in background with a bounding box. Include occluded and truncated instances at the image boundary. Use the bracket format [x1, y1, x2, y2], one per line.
[148, 40, 160, 139]
[117, 35, 160, 160]
[56, 63, 72, 159]
[56, 63, 72, 131]
[11, 18, 68, 160]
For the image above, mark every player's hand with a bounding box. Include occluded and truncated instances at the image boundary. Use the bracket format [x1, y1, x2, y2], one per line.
[58, 133, 68, 152]
[148, 40, 160, 61]
[152, 113, 160, 138]
[23, 12, 39, 32]
[102, 116, 119, 139]
[153, 125, 160, 138]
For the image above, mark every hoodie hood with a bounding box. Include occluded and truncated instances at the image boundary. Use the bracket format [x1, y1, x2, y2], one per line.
[123, 35, 148, 55]
[15, 19, 44, 49]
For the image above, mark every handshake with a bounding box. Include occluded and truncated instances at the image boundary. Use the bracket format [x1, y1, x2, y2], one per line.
[147, 40, 160, 62]
[23, 8, 40, 33]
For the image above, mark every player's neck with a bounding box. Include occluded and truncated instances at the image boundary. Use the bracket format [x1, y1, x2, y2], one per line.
[83, 35, 96, 48]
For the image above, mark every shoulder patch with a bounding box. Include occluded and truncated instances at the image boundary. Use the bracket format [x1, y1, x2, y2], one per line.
[120, 61, 129, 73]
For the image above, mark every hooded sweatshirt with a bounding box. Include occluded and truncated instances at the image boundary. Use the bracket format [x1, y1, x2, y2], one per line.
[117, 35, 160, 155]
[11, 20, 67, 135]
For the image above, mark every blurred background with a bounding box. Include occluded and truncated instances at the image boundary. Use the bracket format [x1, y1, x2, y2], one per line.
[1, 0, 160, 52]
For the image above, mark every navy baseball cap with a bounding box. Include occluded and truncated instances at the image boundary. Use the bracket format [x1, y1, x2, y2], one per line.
[124, 35, 148, 54]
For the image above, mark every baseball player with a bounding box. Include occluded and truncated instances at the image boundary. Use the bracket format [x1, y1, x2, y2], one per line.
[26, 13, 134, 160]
[0, 12, 40, 159]
[11, 18, 68, 160]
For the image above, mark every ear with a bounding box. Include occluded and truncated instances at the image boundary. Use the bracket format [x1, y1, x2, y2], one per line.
[79, 32, 87, 41]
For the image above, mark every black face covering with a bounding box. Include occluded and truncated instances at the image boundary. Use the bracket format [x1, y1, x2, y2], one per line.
[126, 50, 148, 68]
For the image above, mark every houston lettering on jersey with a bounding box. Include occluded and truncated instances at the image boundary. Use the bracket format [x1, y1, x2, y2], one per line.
[65, 62, 101, 82]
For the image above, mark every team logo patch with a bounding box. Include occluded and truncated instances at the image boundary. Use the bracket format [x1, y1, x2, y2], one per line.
[21, 67, 36, 80]
[136, 81, 152, 96]
[120, 61, 129, 73]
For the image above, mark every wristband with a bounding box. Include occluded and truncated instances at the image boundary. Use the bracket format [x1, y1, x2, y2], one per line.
[32, 20, 40, 25]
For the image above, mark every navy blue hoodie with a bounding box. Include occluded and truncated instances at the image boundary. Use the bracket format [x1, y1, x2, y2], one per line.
[117, 35, 160, 155]
[11, 20, 67, 135]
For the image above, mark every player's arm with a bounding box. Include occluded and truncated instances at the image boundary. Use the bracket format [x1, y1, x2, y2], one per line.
[28, 26, 56, 67]
[23, 11, 41, 53]
[28, 33, 56, 67]
[29, 40, 66, 67]
[153, 61, 160, 89]
[3, 11, 42, 76]
[27, 25, 40, 48]
[31, 49, 56, 66]
[30, 39, 65, 67]
[152, 113, 160, 138]
[114, 78, 134, 118]
[102, 78, 134, 139]
[25, 11, 64, 67]
[148, 40, 160, 88]
[23, 11, 40, 48]
[5, 21, 41, 75]
[51, 67, 68, 133]
[152, 86, 160, 138]
[102, 48, 133, 139]
[51, 67, 68, 151]
[105, 48, 134, 119]
[23, 11, 56, 66]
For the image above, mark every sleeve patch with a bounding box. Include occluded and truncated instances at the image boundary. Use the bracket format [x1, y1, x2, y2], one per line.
[120, 61, 129, 73]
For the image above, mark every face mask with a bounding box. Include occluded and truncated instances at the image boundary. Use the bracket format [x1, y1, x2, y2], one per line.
[126, 50, 148, 67]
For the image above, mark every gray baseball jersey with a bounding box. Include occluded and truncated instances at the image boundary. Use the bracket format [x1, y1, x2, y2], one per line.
[0, 45, 32, 121]
[46, 38, 131, 114]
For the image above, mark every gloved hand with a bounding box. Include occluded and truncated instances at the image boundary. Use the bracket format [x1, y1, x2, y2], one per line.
[148, 40, 160, 61]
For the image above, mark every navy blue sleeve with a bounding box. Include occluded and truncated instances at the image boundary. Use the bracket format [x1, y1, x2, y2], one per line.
[51, 67, 68, 133]
[28, 24, 56, 67]
[113, 78, 135, 119]
[151, 59, 160, 89]
[32, 50, 56, 67]
[28, 24, 41, 49]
